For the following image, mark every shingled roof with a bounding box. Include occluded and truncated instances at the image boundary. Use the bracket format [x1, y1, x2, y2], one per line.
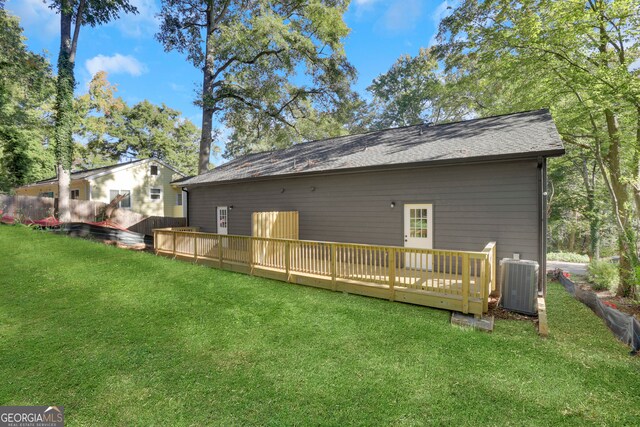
[180, 109, 564, 186]
[22, 158, 185, 187]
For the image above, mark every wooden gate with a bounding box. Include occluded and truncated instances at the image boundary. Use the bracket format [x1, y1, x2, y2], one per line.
[251, 211, 299, 239]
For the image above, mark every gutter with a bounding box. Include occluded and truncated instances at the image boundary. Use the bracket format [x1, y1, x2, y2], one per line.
[180, 150, 566, 189]
[182, 187, 189, 226]
[537, 156, 547, 296]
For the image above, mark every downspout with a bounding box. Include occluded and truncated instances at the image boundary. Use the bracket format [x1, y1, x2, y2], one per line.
[182, 187, 189, 226]
[537, 157, 547, 296]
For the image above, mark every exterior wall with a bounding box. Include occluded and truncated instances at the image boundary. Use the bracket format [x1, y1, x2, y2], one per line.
[187, 159, 542, 265]
[15, 181, 89, 200]
[90, 160, 183, 217]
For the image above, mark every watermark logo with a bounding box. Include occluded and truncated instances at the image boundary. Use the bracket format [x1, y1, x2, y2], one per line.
[0, 406, 64, 427]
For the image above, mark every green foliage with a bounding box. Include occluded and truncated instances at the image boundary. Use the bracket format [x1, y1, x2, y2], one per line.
[367, 47, 466, 128]
[76, 72, 200, 175]
[588, 260, 620, 291]
[48, 0, 137, 28]
[547, 252, 590, 263]
[0, 9, 56, 191]
[156, 0, 356, 166]
[434, 0, 640, 296]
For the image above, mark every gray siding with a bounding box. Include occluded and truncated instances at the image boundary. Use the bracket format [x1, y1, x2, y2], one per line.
[188, 159, 541, 264]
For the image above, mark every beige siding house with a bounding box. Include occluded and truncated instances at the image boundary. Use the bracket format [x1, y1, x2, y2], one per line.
[15, 158, 186, 217]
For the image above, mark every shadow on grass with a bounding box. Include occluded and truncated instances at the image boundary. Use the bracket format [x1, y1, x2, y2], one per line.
[1, 226, 639, 425]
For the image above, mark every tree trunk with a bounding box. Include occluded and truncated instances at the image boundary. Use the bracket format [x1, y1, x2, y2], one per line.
[54, 5, 75, 223]
[198, 2, 216, 174]
[633, 106, 640, 216]
[604, 109, 637, 298]
[580, 158, 600, 259]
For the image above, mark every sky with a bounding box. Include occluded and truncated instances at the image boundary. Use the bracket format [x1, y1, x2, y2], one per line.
[6, 0, 454, 162]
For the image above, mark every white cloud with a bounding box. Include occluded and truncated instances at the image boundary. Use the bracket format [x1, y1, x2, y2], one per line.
[382, 0, 423, 32]
[432, 0, 457, 24]
[629, 58, 640, 72]
[85, 54, 147, 77]
[113, 0, 160, 38]
[7, 0, 59, 36]
[428, 1, 458, 46]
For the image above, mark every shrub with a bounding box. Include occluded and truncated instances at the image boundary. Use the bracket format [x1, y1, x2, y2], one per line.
[547, 252, 590, 263]
[587, 260, 619, 291]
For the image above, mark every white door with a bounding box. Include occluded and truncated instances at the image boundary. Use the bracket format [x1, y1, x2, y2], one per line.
[217, 206, 228, 235]
[404, 204, 433, 269]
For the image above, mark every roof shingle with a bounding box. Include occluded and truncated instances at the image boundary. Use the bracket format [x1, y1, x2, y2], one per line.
[180, 109, 564, 186]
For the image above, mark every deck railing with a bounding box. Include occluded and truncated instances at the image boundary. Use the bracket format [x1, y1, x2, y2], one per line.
[153, 228, 496, 316]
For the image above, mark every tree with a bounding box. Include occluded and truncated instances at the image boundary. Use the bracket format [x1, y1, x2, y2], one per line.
[49, 0, 137, 222]
[367, 48, 462, 129]
[156, 0, 355, 171]
[0, 7, 55, 191]
[77, 72, 201, 175]
[223, 91, 373, 158]
[436, 0, 640, 297]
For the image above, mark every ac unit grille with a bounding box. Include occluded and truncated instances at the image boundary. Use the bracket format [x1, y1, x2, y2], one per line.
[500, 259, 539, 315]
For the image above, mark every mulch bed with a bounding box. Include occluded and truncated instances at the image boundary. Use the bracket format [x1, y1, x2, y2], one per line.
[487, 297, 538, 324]
[567, 274, 640, 321]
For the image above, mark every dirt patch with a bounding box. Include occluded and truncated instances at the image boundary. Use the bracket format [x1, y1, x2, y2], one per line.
[487, 297, 538, 324]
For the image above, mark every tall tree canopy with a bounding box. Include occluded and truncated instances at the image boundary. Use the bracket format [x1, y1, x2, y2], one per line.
[76, 72, 200, 175]
[49, 0, 137, 221]
[156, 0, 356, 171]
[433, 0, 640, 296]
[0, 7, 55, 192]
[367, 47, 465, 129]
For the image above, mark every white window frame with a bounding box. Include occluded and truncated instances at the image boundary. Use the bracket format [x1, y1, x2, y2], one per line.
[176, 192, 183, 206]
[150, 165, 159, 176]
[110, 189, 132, 209]
[150, 188, 162, 202]
[70, 189, 80, 200]
[120, 190, 131, 209]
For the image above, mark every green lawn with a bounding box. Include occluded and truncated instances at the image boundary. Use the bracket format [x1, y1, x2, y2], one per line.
[1, 225, 639, 426]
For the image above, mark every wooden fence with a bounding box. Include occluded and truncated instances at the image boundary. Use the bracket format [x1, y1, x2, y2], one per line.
[252, 211, 299, 239]
[0, 194, 185, 235]
[0, 194, 106, 222]
[154, 227, 496, 316]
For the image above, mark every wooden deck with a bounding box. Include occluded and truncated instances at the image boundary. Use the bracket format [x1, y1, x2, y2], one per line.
[153, 228, 497, 316]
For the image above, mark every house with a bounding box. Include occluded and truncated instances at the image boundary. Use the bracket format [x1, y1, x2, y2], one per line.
[174, 109, 564, 291]
[15, 158, 186, 217]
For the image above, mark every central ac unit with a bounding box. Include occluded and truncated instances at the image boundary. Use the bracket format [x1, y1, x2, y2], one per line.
[500, 259, 539, 315]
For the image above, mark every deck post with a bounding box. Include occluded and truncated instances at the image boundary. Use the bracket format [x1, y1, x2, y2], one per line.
[388, 248, 396, 301]
[492, 244, 497, 292]
[285, 240, 291, 282]
[462, 253, 470, 314]
[193, 232, 198, 262]
[153, 230, 157, 255]
[330, 243, 337, 291]
[172, 231, 176, 258]
[481, 255, 488, 313]
[218, 234, 223, 268]
[249, 237, 254, 275]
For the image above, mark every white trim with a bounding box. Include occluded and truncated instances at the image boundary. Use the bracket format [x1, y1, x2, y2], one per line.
[87, 158, 187, 180]
[150, 187, 162, 202]
[15, 158, 187, 191]
[404, 203, 434, 270]
[217, 206, 228, 235]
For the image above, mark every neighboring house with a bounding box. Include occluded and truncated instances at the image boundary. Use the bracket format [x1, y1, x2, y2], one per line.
[16, 158, 186, 217]
[175, 109, 564, 290]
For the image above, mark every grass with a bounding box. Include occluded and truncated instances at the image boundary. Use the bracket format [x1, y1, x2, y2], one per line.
[1, 225, 639, 426]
